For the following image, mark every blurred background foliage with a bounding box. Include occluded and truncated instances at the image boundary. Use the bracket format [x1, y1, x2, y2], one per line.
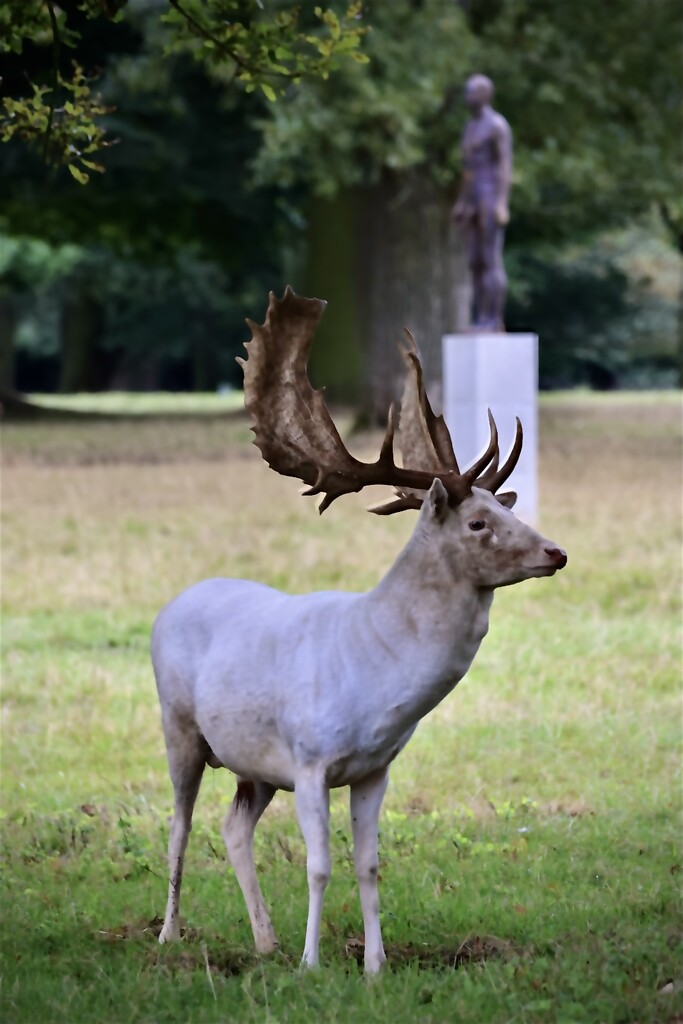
[0, 0, 681, 406]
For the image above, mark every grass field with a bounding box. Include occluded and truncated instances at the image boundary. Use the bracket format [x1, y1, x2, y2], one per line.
[1, 393, 681, 1023]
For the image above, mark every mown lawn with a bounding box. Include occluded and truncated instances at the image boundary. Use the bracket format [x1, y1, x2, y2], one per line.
[1, 393, 681, 1023]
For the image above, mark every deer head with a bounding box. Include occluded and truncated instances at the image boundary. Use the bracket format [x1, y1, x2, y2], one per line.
[413, 478, 567, 587]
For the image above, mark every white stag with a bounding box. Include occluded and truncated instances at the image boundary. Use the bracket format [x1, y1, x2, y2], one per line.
[152, 287, 567, 973]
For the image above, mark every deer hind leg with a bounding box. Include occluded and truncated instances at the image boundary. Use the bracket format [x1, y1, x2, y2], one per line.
[159, 716, 207, 944]
[350, 768, 389, 974]
[222, 779, 278, 954]
[295, 770, 330, 968]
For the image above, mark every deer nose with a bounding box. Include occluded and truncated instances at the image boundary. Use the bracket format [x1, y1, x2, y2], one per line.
[545, 546, 567, 569]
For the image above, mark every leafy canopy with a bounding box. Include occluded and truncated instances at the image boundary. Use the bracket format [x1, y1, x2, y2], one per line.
[0, 0, 367, 182]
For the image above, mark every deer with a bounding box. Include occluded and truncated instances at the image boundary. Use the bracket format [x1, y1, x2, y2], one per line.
[151, 287, 567, 974]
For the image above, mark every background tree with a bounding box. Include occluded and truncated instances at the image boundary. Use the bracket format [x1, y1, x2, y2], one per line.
[1, 0, 367, 180]
[1, 1, 350, 392]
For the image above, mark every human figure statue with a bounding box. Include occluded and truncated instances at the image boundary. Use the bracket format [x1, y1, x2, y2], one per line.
[453, 74, 512, 331]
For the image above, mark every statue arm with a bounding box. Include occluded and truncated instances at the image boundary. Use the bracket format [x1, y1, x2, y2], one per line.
[452, 171, 472, 223]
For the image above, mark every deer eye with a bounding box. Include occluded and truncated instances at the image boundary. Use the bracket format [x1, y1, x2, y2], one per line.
[469, 520, 486, 532]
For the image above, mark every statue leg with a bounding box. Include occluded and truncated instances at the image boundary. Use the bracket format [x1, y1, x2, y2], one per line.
[490, 224, 507, 329]
[467, 222, 486, 327]
[480, 211, 507, 330]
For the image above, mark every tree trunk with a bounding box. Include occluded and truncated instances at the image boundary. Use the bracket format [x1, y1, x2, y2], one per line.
[0, 298, 17, 390]
[305, 191, 365, 403]
[304, 171, 468, 420]
[358, 171, 468, 422]
[59, 288, 108, 392]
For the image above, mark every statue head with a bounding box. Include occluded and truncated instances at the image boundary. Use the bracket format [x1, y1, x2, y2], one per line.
[464, 74, 494, 114]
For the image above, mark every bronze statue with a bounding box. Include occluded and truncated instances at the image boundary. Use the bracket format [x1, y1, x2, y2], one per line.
[453, 74, 512, 331]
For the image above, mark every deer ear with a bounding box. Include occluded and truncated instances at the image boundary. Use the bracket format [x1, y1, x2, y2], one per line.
[496, 491, 517, 509]
[424, 478, 449, 524]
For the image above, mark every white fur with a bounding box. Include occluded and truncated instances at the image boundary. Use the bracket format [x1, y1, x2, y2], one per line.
[152, 484, 566, 972]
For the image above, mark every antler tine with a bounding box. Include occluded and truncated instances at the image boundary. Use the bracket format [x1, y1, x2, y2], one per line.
[399, 330, 459, 474]
[463, 409, 500, 483]
[316, 489, 343, 515]
[482, 441, 499, 480]
[369, 493, 424, 516]
[378, 403, 398, 466]
[477, 417, 523, 493]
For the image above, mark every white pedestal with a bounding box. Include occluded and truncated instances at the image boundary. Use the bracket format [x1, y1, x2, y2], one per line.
[442, 333, 538, 522]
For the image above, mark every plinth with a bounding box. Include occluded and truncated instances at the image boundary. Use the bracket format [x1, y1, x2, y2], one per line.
[442, 333, 538, 522]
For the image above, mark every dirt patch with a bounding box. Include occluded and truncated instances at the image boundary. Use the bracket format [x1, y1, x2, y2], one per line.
[96, 915, 173, 943]
[345, 933, 517, 970]
[542, 798, 593, 818]
[96, 916, 256, 976]
[96, 916, 206, 945]
[149, 945, 252, 978]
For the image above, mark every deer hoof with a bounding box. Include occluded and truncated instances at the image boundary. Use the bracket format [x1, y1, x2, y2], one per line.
[158, 921, 180, 944]
[255, 935, 279, 955]
[365, 950, 387, 975]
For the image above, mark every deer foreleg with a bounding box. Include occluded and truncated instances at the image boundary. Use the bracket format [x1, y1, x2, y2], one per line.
[222, 779, 278, 954]
[295, 771, 330, 968]
[350, 768, 389, 974]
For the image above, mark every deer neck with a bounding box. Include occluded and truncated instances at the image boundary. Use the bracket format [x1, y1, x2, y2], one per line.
[361, 529, 494, 707]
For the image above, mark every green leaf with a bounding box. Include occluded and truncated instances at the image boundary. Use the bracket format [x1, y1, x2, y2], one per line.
[260, 82, 277, 102]
[67, 165, 89, 185]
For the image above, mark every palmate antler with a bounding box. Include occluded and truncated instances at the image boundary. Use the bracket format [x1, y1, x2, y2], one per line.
[238, 287, 522, 514]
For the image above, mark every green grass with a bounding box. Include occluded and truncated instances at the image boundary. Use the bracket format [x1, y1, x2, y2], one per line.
[27, 390, 244, 415]
[1, 393, 682, 1023]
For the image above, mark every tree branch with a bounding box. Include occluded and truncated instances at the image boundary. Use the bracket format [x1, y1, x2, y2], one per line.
[165, 0, 304, 80]
[166, 0, 249, 71]
[43, 0, 61, 161]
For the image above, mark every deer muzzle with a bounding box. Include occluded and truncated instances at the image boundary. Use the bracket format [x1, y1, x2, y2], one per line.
[544, 546, 568, 570]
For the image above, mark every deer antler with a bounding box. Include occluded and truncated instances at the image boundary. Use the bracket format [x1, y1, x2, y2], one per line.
[239, 288, 522, 514]
[476, 417, 523, 492]
[369, 330, 506, 514]
[369, 329, 462, 515]
[399, 329, 459, 473]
